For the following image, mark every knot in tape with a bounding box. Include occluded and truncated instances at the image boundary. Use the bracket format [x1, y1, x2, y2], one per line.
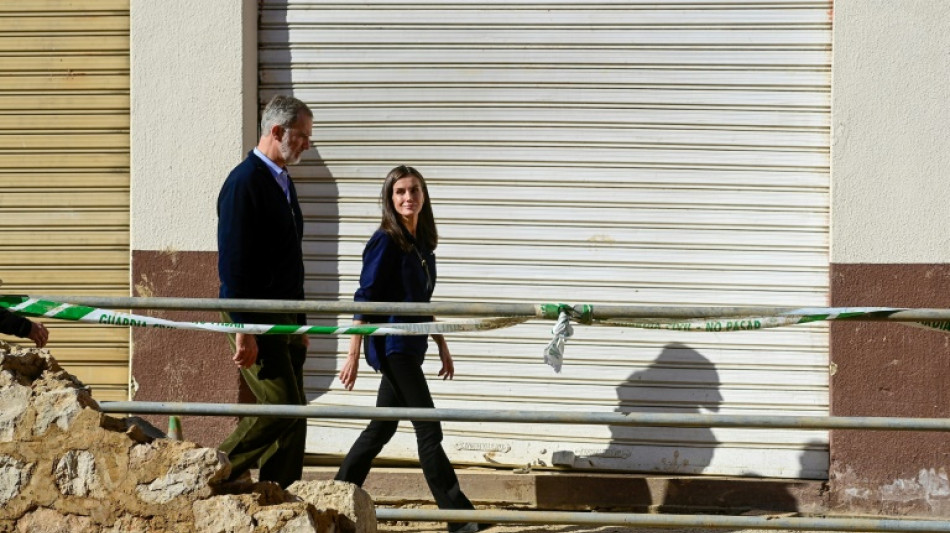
[544, 310, 574, 373]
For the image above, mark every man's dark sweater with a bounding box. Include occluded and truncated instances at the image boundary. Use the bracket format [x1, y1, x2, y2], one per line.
[217, 151, 305, 325]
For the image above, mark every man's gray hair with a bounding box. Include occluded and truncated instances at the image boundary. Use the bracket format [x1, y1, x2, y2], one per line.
[260, 95, 313, 136]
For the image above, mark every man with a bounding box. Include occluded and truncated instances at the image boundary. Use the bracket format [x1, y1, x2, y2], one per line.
[217, 94, 313, 488]
[0, 309, 49, 347]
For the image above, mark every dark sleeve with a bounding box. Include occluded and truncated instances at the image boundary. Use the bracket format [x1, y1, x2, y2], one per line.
[0, 308, 32, 338]
[217, 172, 258, 324]
[354, 232, 396, 322]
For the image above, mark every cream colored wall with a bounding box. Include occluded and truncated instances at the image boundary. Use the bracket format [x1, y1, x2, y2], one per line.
[831, 0, 950, 263]
[130, 0, 257, 252]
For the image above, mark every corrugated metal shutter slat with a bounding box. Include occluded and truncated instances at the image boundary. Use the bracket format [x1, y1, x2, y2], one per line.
[262, 0, 831, 478]
[0, 3, 130, 401]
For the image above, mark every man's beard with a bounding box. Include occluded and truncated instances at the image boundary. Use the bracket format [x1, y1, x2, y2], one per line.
[280, 135, 302, 165]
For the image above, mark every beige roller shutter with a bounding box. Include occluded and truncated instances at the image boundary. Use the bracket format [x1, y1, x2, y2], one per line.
[261, 0, 831, 478]
[0, 1, 130, 401]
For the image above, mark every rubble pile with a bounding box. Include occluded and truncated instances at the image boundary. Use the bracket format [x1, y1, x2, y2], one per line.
[0, 344, 376, 533]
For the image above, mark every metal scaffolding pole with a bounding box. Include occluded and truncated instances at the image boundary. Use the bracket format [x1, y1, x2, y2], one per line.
[99, 402, 950, 432]
[22, 294, 950, 321]
[582, 305, 950, 322]
[375, 508, 950, 533]
[29, 294, 547, 317]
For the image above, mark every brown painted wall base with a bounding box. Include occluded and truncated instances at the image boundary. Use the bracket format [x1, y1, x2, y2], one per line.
[830, 263, 950, 517]
[130, 249, 247, 448]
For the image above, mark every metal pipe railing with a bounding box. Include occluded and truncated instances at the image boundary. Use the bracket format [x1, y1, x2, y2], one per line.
[374, 508, 950, 533]
[586, 305, 950, 323]
[98, 402, 950, 431]
[30, 295, 546, 317]
[23, 294, 950, 321]
[98, 403, 950, 532]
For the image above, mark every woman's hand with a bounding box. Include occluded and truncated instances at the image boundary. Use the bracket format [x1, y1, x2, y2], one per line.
[434, 334, 454, 380]
[339, 353, 359, 391]
[339, 328, 364, 391]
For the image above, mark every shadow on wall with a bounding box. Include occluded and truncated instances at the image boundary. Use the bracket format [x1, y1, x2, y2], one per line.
[611, 342, 802, 513]
[609, 342, 723, 475]
[260, 6, 344, 406]
[538, 343, 804, 512]
[537, 343, 724, 511]
[296, 145, 340, 405]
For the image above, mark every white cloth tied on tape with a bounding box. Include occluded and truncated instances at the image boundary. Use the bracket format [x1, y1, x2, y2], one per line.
[544, 310, 573, 373]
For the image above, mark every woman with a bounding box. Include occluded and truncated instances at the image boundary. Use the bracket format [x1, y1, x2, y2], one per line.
[335, 165, 486, 533]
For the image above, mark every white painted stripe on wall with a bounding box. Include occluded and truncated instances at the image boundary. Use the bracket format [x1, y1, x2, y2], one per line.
[831, 0, 950, 263]
[130, 0, 258, 252]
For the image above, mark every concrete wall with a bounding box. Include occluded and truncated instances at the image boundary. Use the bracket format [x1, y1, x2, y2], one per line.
[831, 0, 950, 263]
[130, 0, 257, 253]
[830, 0, 950, 516]
[129, 0, 258, 446]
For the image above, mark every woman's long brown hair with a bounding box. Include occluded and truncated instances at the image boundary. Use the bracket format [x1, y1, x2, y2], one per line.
[379, 165, 438, 252]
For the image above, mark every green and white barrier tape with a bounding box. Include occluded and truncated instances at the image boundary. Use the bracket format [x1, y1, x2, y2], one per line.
[540, 305, 950, 372]
[0, 296, 526, 336]
[6, 296, 950, 373]
[587, 307, 950, 334]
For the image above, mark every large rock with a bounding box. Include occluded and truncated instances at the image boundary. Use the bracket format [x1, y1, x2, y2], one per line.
[0, 347, 53, 384]
[193, 495, 256, 532]
[15, 507, 94, 533]
[0, 345, 378, 533]
[54, 450, 102, 497]
[194, 495, 327, 533]
[32, 388, 95, 436]
[0, 382, 29, 442]
[287, 480, 377, 533]
[137, 447, 231, 504]
[0, 455, 33, 506]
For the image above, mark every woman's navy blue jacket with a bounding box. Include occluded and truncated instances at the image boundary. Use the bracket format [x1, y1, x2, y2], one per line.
[217, 151, 306, 325]
[354, 229, 436, 370]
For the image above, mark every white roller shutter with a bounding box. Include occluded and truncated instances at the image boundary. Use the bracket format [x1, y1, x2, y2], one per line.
[261, 0, 831, 479]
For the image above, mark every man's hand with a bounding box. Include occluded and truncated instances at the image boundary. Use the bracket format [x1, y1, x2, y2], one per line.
[234, 333, 258, 368]
[28, 321, 48, 348]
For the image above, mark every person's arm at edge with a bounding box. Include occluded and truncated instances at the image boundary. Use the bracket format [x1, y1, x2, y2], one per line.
[0, 309, 49, 348]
